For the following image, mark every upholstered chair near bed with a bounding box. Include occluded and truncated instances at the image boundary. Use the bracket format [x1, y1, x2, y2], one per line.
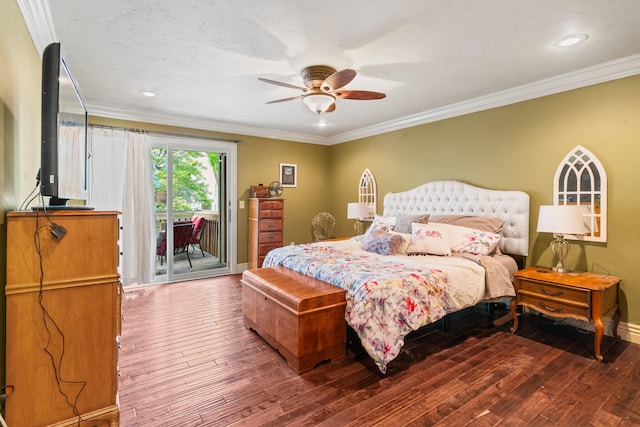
[311, 212, 336, 242]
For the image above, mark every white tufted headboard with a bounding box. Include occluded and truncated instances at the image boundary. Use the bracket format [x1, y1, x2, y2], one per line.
[383, 180, 530, 256]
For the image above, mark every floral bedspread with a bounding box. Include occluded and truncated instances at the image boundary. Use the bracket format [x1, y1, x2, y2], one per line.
[262, 239, 489, 373]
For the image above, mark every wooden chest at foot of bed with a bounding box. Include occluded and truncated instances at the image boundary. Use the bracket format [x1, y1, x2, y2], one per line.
[241, 266, 347, 373]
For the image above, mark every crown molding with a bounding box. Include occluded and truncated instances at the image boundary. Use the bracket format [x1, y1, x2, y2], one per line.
[19, 1, 640, 146]
[86, 104, 332, 145]
[17, 0, 56, 55]
[328, 54, 640, 145]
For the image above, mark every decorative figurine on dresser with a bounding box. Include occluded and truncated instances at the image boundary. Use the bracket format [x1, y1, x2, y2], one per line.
[510, 266, 621, 362]
[248, 193, 285, 269]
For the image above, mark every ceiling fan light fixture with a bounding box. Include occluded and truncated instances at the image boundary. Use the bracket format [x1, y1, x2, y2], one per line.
[302, 93, 335, 113]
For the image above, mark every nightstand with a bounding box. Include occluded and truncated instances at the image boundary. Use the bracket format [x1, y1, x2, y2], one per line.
[510, 266, 621, 361]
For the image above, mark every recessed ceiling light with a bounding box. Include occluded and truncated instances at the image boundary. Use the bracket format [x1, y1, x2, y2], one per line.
[554, 34, 589, 48]
[317, 118, 328, 127]
[139, 90, 156, 97]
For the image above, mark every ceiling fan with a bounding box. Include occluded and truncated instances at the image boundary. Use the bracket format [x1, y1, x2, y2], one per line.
[258, 65, 386, 114]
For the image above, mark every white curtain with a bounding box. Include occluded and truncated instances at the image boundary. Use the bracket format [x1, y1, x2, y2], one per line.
[89, 128, 156, 285]
[57, 124, 86, 199]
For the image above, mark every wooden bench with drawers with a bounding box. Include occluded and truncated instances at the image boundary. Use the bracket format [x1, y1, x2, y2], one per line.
[241, 267, 347, 373]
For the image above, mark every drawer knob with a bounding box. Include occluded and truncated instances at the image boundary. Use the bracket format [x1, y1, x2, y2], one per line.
[540, 287, 563, 297]
[539, 302, 563, 313]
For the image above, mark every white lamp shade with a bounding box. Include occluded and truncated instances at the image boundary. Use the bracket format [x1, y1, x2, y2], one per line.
[347, 202, 368, 219]
[302, 93, 335, 113]
[537, 205, 586, 235]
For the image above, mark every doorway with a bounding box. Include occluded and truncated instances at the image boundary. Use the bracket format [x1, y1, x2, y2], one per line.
[150, 136, 237, 282]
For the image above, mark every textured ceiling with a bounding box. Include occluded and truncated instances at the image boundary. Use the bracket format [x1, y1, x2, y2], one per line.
[20, 0, 640, 144]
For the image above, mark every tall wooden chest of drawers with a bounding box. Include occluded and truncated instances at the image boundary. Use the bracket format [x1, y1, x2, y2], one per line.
[248, 198, 284, 268]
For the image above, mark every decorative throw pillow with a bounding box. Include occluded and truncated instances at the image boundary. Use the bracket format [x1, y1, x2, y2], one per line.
[449, 227, 502, 256]
[390, 231, 411, 255]
[362, 215, 396, 239]
[361, 229, 408, 256]
[393, 213, 430, 234]
[406, 222, 451, 256]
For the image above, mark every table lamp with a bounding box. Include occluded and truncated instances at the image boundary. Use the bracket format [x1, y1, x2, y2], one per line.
[347, 202, 369, 235]
[537, 205, 586, 272]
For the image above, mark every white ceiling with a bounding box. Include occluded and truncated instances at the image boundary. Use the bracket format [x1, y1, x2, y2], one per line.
[20, 0, 640, 145]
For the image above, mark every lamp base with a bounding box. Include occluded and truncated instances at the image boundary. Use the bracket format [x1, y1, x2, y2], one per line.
[551, 264, 570, 273]
[550, 235, 570, 273]
[353, 220, 363, 235]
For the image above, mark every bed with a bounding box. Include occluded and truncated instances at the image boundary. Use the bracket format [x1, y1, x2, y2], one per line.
[262, 180, 530, 373]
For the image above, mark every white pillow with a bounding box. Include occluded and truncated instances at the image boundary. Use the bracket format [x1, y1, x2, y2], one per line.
[406, 222, 451, 256]
[445, 223, 502, 256]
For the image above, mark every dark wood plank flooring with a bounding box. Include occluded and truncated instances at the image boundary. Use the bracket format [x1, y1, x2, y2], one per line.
[118, 274, 640, 426]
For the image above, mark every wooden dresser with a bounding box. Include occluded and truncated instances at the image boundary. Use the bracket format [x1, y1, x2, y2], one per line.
[510, 266, 621, 361]
[248, 198, 284, 269]
[5, 210, 121, 426]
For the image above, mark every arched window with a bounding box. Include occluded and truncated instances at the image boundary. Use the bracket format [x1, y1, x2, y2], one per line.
[358, 168, 377, 219]
[554, 145, 607, 242]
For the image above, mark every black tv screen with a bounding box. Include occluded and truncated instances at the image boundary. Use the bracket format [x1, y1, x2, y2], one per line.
[40, 42, 88, 206]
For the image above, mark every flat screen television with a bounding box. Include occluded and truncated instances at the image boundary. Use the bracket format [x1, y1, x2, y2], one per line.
[40, 42, 90, 208]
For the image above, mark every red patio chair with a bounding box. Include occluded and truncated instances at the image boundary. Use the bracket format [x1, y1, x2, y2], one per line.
[156, 221, 196, 268]
[189, 216, 206, 257]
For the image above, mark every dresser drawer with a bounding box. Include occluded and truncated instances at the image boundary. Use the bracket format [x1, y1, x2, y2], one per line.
[259, 243, 281, 256]
[517, 279, 590, 305]
[258, 231, 282, 244]
[259, 219, 282, 232]
[518, 293, 590, 319]
[259, 200, 284, 210]
[259, 209, 283, 219]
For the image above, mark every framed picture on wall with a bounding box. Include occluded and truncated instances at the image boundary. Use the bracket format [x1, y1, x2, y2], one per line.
[280, 163, 297, 187]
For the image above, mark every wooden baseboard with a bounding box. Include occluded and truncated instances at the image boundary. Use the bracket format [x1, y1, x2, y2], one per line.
[48, 405, 120, 427]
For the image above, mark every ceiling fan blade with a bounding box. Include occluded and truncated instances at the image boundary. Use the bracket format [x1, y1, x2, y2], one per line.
[322, 69, 356, 91]
[334, 90, 386, 100]
[265, 95, 304, 104]
[325, 102, 336, 113]
[258, 77, 307, 91]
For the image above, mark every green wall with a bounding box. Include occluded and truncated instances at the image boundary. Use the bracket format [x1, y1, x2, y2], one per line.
[1, 0, 44, 391]
[236, 136, 331, 249]
[329, 75, 640, 325]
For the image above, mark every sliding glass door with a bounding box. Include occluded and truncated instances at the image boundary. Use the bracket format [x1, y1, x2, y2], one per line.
[150, 136, 236, 282]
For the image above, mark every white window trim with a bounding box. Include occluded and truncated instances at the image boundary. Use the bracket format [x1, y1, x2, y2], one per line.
[149, 134, 238, 278]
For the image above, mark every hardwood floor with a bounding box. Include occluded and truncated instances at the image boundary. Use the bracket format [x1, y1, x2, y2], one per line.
[118, 275, 640, 426]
